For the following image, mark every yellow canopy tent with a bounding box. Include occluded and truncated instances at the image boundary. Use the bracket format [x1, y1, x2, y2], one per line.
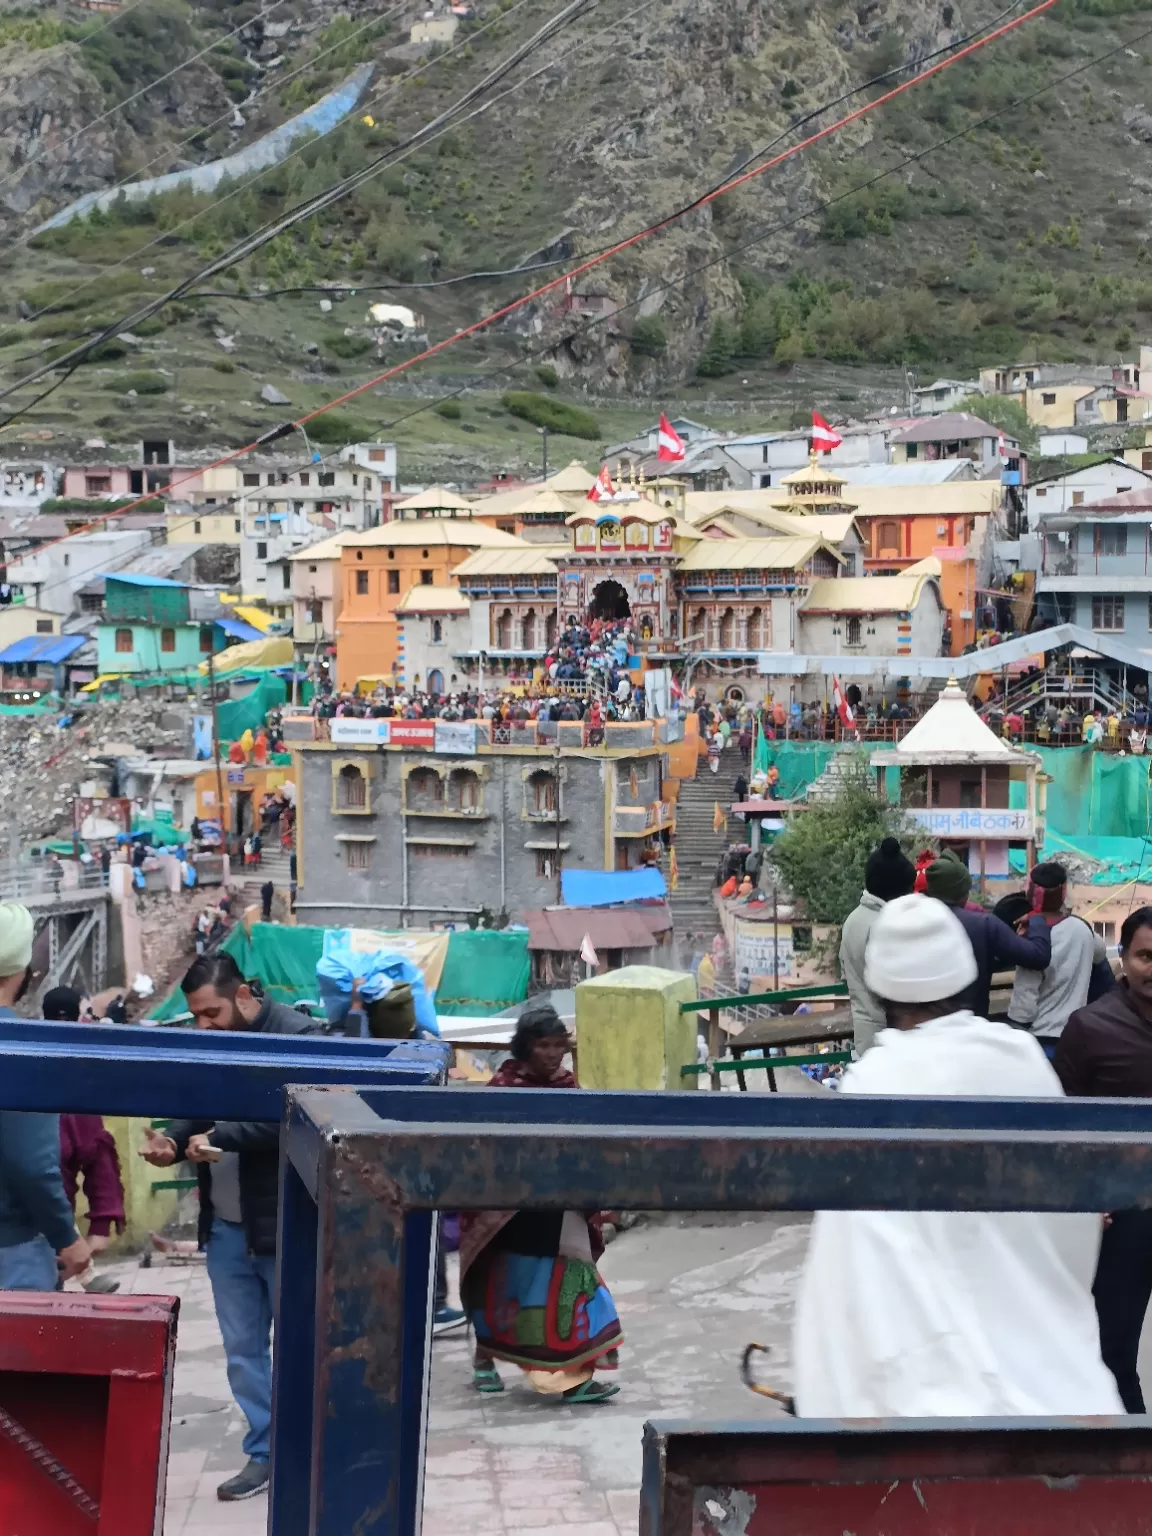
[199, 636, 294, 677]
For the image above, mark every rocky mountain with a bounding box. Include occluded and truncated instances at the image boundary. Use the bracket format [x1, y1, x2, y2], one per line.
[0, 0, 1150, 467]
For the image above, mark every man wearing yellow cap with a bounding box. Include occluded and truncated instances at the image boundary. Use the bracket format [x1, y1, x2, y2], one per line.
[0, 902, 91, 1289]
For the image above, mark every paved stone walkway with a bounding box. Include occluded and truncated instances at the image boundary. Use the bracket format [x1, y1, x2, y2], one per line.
[108, 1212, 804, 1535]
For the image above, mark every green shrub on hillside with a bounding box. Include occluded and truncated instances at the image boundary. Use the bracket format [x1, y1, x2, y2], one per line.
[630, 316, 668, 356]
[305, 410, 370, 444]
[501, 391, 600, 439]
[325, 333, 374, 359]
[110, 371, 169, 394]
[434, 399, 462, 420]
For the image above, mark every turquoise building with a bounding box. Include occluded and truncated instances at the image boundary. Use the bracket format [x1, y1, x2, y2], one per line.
[95, 573, 257, 675]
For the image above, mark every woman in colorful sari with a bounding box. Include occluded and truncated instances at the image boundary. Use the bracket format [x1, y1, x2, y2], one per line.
[460, 1003, 623, 1405]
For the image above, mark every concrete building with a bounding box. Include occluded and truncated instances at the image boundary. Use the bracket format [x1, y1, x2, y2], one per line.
[62, 440, 201, 500]
[96, 574, 228, 675]
[7, 529, 160, 616]
[288, 530, 354, 657]
[797, 570, 946, 662]
[334, 522, 524, 688]
[979, 352, 1152, 429]
[393, 585, 471, 694]
[909, 378, 980, 416]
[890, 412, 1020, 476]
[292, 724, 673, 925]
[1025, 458, 1152, 534]
[0, 462, 58, 515]
[1033, 484, 1152, 639]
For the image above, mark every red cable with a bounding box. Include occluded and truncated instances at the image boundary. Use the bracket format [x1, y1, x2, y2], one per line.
[18, 0, 1056, 553]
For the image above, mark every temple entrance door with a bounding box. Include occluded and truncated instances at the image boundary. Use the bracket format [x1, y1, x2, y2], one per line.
[589, 579, 631, 621]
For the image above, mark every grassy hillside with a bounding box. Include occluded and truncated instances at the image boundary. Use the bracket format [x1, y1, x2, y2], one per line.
[1, 0, 1151, 472]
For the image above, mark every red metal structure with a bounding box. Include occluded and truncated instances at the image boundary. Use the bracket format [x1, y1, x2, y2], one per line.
[641, 1420, 1152, 1535]
[0, 1292, 178, 1535]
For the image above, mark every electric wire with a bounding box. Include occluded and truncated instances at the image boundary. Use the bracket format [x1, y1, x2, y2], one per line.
[4, 0, 411, 259]
[0, 0, 296, 196]
[19, 0, 553, 323]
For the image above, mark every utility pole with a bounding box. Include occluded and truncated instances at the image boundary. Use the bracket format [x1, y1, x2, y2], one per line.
[553, 742, 562, 905]
[207, 648, 226, 853]
[540, 427, 549, 484]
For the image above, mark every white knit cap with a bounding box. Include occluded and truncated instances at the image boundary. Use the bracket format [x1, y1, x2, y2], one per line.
[863, 893, 977, 1004]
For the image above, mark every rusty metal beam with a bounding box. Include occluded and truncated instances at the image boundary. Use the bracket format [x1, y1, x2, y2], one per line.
[273, 1085, 1152, 1536]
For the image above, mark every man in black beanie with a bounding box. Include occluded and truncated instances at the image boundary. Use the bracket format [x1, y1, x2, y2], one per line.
[1008, 861, 1106, 1052]
[839, 837, 916, 1054]
[925, 849, 1051, 1019]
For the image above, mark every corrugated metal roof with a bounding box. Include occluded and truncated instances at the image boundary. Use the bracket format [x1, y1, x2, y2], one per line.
[801, 574, 940, 614]
[892, 411, 1004, 443]
[0, 633, 89, 664]
[678, 535, 836, 572]
[526, 904, 672, 951]
[394, 485, 475, 512]
[837, 462, 977, 486]
[216, 616, 265, 641]
[454, 547, 559, 577]
[102, 571, 187, 588]
[840, 483, 1003, 518]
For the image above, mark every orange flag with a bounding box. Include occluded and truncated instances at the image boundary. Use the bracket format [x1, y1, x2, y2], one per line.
[713, 801, 727, 835]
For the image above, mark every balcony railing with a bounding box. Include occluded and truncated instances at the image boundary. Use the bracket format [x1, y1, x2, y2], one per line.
[613, 800, 674, 836]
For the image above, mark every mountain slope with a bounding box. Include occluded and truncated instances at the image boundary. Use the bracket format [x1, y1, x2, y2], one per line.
[1, 0, 1151, 469]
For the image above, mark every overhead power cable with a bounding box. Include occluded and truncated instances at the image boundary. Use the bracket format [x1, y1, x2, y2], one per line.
[20, 0, 552, 323]
[4, 0, 411, 261]
[0, 0, 295, 196]
[6, 0, 1142, 563]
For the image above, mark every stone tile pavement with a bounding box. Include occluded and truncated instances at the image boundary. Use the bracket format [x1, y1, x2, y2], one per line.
[106, 1211, 805, 1535]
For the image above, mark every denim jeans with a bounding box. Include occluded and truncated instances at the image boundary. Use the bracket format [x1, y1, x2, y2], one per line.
[0, 1236, 58, 1290]
[205, 1217, 277, 1462]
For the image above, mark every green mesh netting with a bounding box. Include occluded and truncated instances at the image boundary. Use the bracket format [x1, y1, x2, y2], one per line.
[216, 675, 289, 742]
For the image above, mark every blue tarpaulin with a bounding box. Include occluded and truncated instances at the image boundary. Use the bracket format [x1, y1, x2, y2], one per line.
[0, 633, 88, 665]
[560, 868, 667, 907]
[216, 617, 265, 642]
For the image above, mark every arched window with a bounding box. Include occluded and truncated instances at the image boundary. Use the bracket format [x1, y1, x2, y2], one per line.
[451, 769, 481, 811]
[746, 607, 765, 649]
[407, 768, 444, 810]
[427, 668, 444, 695]
[432, 619, 443, 643]
[692, 607, 708, 649]
[845, 615, 863, 647]
[337, 764, 366, 810]
[528, 769, 557, 814]
[495, 608, 513, 648]
[718, 608, 736, 649]
[521, 609, 536, 651]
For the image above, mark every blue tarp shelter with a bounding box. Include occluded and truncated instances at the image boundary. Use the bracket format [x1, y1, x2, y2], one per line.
[560, 868, 667, 906]
[0, 634, 88, 665]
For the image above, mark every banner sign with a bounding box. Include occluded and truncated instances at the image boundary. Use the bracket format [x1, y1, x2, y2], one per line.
[388, 720, 436, 749]
[908, 808, 1033, 839]
[330, 718, 392, 746]
[434, 721, 477, 756]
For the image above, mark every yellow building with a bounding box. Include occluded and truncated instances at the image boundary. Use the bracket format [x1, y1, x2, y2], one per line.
[0, 606, 60, 647]
[167, 507, 243, 544]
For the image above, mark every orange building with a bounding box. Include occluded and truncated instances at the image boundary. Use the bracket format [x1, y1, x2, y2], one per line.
[847, 482, 1003, 654]
[335, 522, 522, 688]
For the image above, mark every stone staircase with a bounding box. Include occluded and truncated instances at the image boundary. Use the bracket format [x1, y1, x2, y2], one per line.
[804, 744, 872, 802]
[668, 746, 741, 944]
[234, 839, 293, 913]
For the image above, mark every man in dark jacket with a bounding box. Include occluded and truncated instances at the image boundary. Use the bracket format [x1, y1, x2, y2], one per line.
[924, 850, 1051, 1018]
[1056, 905, 1152, 1412]
[0, 902, 90, 1290]
[140, 952, 318, 1503]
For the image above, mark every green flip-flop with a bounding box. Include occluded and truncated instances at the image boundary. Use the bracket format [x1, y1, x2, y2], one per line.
[561, 1379, 619, 1405]
[472, 1363, 504, 1393]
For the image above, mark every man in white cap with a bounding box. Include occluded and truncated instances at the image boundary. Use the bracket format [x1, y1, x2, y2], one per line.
[793, 893, 1121, 1417]
[0, 901, 91, 1289]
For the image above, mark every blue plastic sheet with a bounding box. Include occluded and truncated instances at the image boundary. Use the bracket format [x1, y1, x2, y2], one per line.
[315, 930, 438, 1035]
[560, 868, 666, 906]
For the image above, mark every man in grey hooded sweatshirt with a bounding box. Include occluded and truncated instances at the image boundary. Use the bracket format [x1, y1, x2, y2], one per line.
[839, 837, 917, 1054]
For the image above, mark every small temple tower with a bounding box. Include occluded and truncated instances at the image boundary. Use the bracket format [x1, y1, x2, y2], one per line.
[870, 679, 1040, 883]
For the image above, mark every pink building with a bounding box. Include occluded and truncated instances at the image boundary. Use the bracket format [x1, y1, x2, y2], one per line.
[62, 440, 204, 501]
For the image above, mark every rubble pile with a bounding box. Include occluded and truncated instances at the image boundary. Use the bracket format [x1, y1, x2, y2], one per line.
[0, 698, 192, 849]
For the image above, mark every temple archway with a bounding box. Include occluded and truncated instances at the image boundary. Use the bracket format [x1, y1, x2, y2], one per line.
[589, 579, 631, 621]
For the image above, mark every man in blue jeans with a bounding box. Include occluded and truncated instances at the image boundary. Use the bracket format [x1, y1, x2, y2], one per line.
[140, 952, 319, 1502]
[0, 901, 91, 1291]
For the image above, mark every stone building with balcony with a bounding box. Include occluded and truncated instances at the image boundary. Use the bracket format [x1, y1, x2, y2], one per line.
[1034, 483, 1152, 642]
[292, 717, 676, 926]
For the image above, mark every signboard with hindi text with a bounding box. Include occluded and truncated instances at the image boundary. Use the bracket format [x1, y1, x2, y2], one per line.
[908, 807, 1033, 839]
[330, 718, 391, 746]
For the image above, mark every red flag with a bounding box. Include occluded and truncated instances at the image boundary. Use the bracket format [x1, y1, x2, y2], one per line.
[811, 411, 843, 453]
[831, 674, 858, 737]
[656, 413, 686, 462]
[587, 464, 615, 502]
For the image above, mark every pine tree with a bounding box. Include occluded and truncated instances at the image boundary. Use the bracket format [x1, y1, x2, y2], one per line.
[695, 316, 737, 377]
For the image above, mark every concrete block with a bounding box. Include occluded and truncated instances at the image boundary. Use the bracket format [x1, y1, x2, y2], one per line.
[575, 964, 697, 1091]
